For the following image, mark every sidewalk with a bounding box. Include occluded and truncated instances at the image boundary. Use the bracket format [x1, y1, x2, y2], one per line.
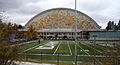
[11, 40, 37, 47]
[17, 40, 37, 46]
[16, 62, 55, 65]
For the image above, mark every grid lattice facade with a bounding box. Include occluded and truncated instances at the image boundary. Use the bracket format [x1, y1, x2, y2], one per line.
[25, 8, 100, 40]
[25, 8, 100, 30]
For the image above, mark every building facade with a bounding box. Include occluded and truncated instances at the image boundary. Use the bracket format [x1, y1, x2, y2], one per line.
[25, 8, 100, 40]
[89, 31, 120, 40]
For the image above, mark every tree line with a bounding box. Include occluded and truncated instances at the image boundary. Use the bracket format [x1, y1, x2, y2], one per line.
[0, 19, 24, 65]
[106, 20, 120, 30]
[0, 18, 38, 65]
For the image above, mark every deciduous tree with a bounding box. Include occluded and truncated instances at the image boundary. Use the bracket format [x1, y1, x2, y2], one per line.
[24, 25, 38, 39]
[0, 44, 22, 65]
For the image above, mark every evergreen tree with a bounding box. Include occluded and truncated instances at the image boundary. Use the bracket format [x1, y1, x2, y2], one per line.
[0, 19, 2, 23]
[114, 23, 117, 30]
[117, 20, 120, 30]
[106, 21, 117, 30]
[0, 19, 3, 28]
[18, 25, 23, 29]
[111, 21, 114, 30]
[106, 21, 112, 30]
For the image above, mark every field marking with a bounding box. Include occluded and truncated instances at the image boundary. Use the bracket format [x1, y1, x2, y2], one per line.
[36, 41, 59, 49]
[27, 53, 119, 57]
[23, 41, 49, 52]
[82, 43, 102, 54]
[67, 41, 72, 55]
[78, 42, 103, 65]
[28, 53, 71, 56]
[78, 42, 90, 56]
[88, 42, 107, 52]
[53, 41, 62, 55]
[97, 43, 110, 51]
[83, 42, 103, 65]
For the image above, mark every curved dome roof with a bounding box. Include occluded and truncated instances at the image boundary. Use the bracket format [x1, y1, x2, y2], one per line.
[25, 8, 100, 31]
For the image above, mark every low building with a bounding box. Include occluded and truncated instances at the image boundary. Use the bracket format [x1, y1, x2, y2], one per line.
[88, 31, 120, 40]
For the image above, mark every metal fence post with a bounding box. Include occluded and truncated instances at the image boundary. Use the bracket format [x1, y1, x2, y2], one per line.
[41, 52, 42, 64]
[93, 34, 97, 65]
[57, 54, 59, 65]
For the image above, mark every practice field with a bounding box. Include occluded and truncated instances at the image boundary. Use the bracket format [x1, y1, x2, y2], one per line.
[25, 41, 117, 55]
[22, 40, 119, 62]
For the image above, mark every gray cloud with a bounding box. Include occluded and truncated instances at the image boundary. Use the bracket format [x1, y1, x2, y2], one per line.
[0, 0, 120, 28]
[0, 0, 23, 11]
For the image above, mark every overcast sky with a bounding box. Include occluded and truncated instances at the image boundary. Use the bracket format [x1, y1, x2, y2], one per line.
[0, 0, 120, 28]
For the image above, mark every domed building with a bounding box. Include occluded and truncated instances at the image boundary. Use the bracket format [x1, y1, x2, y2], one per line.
[25, 8, 100, 40]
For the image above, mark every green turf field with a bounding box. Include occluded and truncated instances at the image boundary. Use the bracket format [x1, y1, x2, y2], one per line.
[21, 40, 119, 64]
[25, 41, 118, 55]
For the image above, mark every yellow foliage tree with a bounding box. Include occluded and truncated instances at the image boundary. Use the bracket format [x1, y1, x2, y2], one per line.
[13, 23, 18, 30]
[0, 24, 9, 41]
[24, 25, 38, 39]
[7, 22, 13, 30]
[0, 44, 22, 65]
[0, 22, 23, 65]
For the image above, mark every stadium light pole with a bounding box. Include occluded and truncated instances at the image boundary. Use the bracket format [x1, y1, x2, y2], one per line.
[75, 0, 77, 65]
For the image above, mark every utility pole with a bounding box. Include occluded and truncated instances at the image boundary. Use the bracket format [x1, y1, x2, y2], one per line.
[93, 34, 97, 65]
[75, 0, 77, 65]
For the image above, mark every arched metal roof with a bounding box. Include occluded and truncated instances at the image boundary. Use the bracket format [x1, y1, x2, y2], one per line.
[25, 8, 100, 30]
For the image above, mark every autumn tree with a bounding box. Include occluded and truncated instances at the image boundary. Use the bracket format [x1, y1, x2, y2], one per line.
[13, 23, 18, 30]
[0, 24, 9, 43]
[24, 25, 38, 39]
[7, 22, 13, 30]
[0, 44, 23, 65]
[0, 21, 24, 65]
[16, 31, 24, 39]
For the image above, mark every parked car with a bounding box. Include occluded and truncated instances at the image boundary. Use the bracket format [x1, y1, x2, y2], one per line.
[10, 39, 19, 43]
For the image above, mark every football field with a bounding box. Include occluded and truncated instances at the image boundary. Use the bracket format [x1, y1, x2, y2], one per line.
[24, 40, 116, 55]
[21, 40, 119, 62]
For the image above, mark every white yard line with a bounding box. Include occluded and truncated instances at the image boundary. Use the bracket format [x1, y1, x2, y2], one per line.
[36, 41, 58, 49]
[78, 43, 103, 65]
[67, 41, 72, 55]
[82, 43, 102, 53]
[23, 41, 49, 52]
[53, 41, 62, 55]
[78, 43, 90, 56]
[27, 53, 119, 58]
[28, 53, 71, 56]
